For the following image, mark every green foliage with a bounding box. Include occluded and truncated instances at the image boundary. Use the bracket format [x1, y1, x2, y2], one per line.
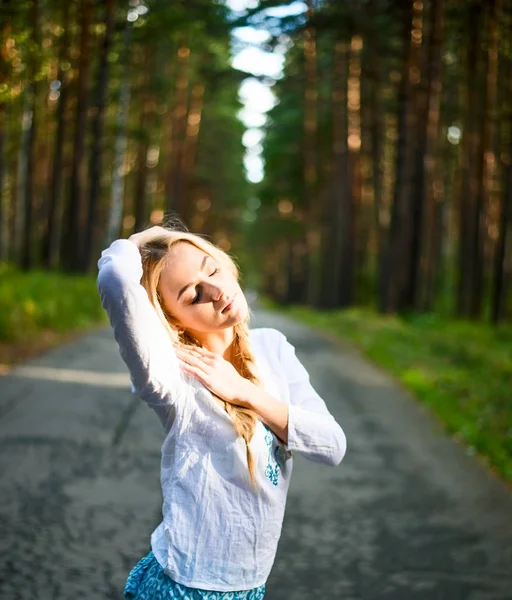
[264, 301, 512, 483]
[0, 267, 107, 342]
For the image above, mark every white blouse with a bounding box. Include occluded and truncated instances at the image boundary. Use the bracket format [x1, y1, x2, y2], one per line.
[97, 238, 347, 592]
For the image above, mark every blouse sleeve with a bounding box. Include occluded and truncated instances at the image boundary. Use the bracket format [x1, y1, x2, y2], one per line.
[97, 238, 186, 411]
[277, 331, 347, 466]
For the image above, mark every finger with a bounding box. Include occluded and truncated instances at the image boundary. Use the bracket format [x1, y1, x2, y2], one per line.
[176, 348, 202, 362]
[181, 346, 201, 355]
[178, 354, 210, 375]
[192, 346, 217, 359]
[180, 347, 215, 364]
[178, 361, 210, 387]
[175, 346, 200, 356]
[177, 351, 200, 365]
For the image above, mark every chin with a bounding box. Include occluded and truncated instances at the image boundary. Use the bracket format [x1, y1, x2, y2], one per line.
[229, 297, 249, 325]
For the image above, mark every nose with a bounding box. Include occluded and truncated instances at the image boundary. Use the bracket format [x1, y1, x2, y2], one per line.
[209, 284, 226, 303]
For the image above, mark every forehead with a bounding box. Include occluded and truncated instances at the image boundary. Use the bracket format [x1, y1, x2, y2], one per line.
[168, 241, 208, 265]
[159, 242, 212, 289]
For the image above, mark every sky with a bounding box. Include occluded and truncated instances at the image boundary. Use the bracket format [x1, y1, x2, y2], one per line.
[226, 0, 307, 183]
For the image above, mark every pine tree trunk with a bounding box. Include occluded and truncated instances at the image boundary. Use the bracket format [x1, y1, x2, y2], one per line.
[364, 3, 388, 313]
[62, 0, 92, 271]
[284, 241, 307, 304]
[303, 0, 320, 306]
[134, 52, 155, 234]
[338, 38, 359, 308]
[42, 0, 72, 269]
[471, 0, 500, 317]
[165, 43, 190, 220]
[457, 4, 482, 317]
[15, 95, 30, 265]
[383, 0, 415, 312]
[420, 0, 445, 310]
[85, 0, 115, 271]
[0, 107, 5, 262]
[105, 18, 132, 245]
[347, 36, 363, 306]
[490, 159, 511, 324]
[0, 0, 10, 262]
[408, 0, 444, 310]
[365, 20, 384, 262]
[21, 0, 39, 271]
[180, 80, 205, 224]
[319, 39, 349, 309]
[491, 54, 511, 323]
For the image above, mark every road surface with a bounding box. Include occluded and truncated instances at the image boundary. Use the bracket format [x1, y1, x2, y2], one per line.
[0, 309, 511, 599]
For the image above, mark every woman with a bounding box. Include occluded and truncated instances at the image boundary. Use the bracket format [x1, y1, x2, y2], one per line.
[97, 222, 347, 599]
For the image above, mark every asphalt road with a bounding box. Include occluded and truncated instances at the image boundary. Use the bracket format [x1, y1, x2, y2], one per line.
[0, 309, 511, 599]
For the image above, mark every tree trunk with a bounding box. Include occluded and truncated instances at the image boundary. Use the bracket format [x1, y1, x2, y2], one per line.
[179, 80, 205, 224]
[303, 0, 320, 306]
[42, 0, 72, 269]
[62, 0, 92, 271]
[420, 0, 445, 310]
[105, 18, 132, 245]
[382, 0, 415, 312]
[0, 105, 5, 262]
[408, 0, 444, 310]
[490, 153, 511, 324]
[15, 94, 30, 264]
[491, 55, 512, 324]
[85, 0, 115, 271]
[165, 43, 191, 220]
[457, 4, 483, 317]
[134, 51, 155, 234]
[0, 0, 10, 262]
[21, 0, 39, 271]
[471, 0, 500, 317]
[284, 240, 308, 304]
[339, 37, 360, 308]
[365, 12, 384, 274]
[319, 39, 349, 309]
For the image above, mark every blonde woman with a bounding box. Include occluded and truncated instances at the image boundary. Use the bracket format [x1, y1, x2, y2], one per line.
[97, 222, 347, 599]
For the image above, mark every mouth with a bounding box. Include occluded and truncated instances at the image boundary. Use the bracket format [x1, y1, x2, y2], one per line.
[221, 294, 236, 313]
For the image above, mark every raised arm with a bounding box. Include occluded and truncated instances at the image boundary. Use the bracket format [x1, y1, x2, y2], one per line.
[97, 238, 186, 417]
[278, 331, 347, 466]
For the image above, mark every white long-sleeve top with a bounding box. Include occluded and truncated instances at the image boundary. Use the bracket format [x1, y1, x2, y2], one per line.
[97, 238, 347, 592]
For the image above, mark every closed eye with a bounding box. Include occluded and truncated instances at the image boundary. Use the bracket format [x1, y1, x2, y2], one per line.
[191, 268, 219, 304]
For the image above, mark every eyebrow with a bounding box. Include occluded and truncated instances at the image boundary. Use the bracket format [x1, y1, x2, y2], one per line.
[177, 255, 210, 301]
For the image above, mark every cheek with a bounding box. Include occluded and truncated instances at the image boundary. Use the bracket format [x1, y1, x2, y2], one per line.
[184, 304, 219, 328]
[162, 300, 191, 327]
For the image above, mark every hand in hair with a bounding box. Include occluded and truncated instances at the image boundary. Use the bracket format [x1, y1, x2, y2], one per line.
[128, 226, 169, 248]
[175, 345, 252, 408]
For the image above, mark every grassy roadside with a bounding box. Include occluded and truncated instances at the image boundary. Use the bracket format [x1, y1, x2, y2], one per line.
[0, 266, 107, 370]
[262, 300, 512, 484]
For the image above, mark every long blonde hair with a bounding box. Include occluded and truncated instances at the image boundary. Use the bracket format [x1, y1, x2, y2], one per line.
[138, 224, 262, 489]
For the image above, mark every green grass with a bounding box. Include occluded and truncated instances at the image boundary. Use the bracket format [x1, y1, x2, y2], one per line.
[0, 265, 107, 343]
[262, 299, 512, 484]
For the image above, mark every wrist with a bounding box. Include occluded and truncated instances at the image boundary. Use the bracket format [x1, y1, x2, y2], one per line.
[127, 235, 141, 248]
[235, 379, 259, 409]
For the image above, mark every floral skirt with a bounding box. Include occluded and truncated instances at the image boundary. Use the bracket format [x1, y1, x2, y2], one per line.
[123, 550, 266, 600]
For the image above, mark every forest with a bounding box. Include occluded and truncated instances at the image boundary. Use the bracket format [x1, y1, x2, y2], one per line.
[1, 0, 511, 324]
[1, 0, 511, 481]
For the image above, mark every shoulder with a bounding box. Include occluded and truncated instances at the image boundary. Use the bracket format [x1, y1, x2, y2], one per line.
[249, 327, 286, 350]
[249, 326, 285, 341]
[250, 328, 304, 379]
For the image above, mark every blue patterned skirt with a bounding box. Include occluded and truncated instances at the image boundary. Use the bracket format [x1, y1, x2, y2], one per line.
[123, 550, 266, 599]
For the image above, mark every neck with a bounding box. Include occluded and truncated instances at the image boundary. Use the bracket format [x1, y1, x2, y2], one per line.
[193, 327, 236, 361]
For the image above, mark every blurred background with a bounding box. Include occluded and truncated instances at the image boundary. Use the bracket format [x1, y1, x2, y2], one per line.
[0, 0, 511, 479]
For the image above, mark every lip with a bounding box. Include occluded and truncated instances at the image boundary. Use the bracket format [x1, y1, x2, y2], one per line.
[221, 294, 236, 313]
